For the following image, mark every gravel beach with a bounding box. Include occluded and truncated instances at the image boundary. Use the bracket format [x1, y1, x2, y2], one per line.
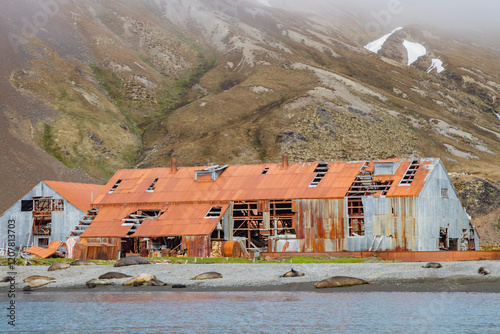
[2, 260, 500, 293]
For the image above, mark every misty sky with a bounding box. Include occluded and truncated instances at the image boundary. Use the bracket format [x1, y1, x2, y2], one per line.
[267, 0, 500, 34]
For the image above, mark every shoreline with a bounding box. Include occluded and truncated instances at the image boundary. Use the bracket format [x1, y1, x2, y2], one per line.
[1, 261, 499, 294]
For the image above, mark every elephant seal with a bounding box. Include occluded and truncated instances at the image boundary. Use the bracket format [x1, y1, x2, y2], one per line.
[422, 262, 442, 269]
[1, 276, 13, 283]
[123, 273, 156, 286]
[314, 276, 374, 289]
[147, 279, 167, 286]
[98, 272, 133, 279]
[26, 278, 54, 289]
[280, 268, 305, 278]
[24, 275, 55, 283]
[478, 267, 491, 275]
[70, 260, 96, 266]
[48, 262, 71, 271]
[172, 284, 187, 289]
[86, 279, 114, 288]
[113, 256, 151, 267]
[191, 272, 223, 280]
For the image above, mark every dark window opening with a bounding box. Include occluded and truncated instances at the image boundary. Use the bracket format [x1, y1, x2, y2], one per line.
[147, 178, 159, 192]
[108, 179, 122, 193]
[441, 188, 449, 198]
[21, 200, 33, 212]
[261, 167, 269, 175]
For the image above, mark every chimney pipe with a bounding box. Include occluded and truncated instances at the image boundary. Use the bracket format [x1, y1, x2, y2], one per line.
[171, 157, 177, 173]
[282, 153, 288, 168]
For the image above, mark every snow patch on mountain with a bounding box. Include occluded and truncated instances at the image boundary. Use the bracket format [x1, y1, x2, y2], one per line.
[364, 27, 403, 53]
[427, 59, 445, 73]
[403, 40, 426, 65]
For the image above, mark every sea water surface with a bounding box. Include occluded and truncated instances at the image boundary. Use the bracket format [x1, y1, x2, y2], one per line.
[3, 291, 500, 333]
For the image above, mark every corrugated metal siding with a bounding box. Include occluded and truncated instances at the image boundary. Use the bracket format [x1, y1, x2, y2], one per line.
[0, 181, 86, 249]
[183, 235, 210, 257]
[296, 199, 345, 252]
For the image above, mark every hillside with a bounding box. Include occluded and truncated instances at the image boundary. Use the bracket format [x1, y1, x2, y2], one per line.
[0, 0, 499, 243]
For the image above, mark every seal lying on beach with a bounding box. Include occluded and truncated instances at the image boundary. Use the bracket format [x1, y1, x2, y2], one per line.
[24, 275, 55, 283]
[98, 272, 132, 279]
[70, 260, 96, 266]
[86, 279, 115, 288]
[280, 268, 305, 278]
[314, 276, 374, 288]
[123, 273, 156, 286]
[191, 272, 223, 280]
[113, 256, 151, 267]
[172, 284, 187, 288]
[478, 267, 491, 275]
[26, 278, 54, 289]
[422, 262, 442, 269]
[1, 276, 13, 282]
[48, 263, 71, 271]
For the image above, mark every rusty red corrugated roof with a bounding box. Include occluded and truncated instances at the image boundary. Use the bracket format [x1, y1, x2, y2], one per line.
[93, 159, 438, 206]
[132, 203, 230, 237]
[44, 181, 106, 212]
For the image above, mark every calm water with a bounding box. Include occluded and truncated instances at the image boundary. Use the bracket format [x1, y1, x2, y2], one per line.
[2, 291, 500, 333]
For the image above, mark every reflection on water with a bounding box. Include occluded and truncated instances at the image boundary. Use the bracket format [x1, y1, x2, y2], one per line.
[4, 291, 500, 333]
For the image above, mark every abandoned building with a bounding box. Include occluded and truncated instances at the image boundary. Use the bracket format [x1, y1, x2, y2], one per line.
[0, 181, 105, 251]
[75, 156, 478, 258]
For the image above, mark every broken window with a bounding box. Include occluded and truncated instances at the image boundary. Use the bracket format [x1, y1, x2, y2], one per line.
[108, 179, 122, 193]
[347, 198, 365, 236]
[309, 162, 329, 187]
[21, 200, 33, 212]
[52, 199, 64, 211]
[348, 218, 365, 237]
[146, 178, 159, 192]
[205, 206, 222, 218]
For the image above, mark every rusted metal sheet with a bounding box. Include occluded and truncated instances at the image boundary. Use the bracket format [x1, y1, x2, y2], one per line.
[133, 203, 229, 237]
[44, 181, 106, 212]
[25, 240, 62, 259]
[72, 242, 118, 260]
[182, 235, 210, 257]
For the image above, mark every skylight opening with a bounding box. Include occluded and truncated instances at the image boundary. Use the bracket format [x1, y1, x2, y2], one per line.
[399, 160, 420, 186]
[261, 167, 269, 175]
[205, 206, 222, 218]
[146, 178, 159, 192]
[308, 162, 329, 188]
[108, 180, 122, 193]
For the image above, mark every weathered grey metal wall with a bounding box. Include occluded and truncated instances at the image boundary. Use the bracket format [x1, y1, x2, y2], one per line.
[0, 181, 85, 250]
[417, 161, 472, 251]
